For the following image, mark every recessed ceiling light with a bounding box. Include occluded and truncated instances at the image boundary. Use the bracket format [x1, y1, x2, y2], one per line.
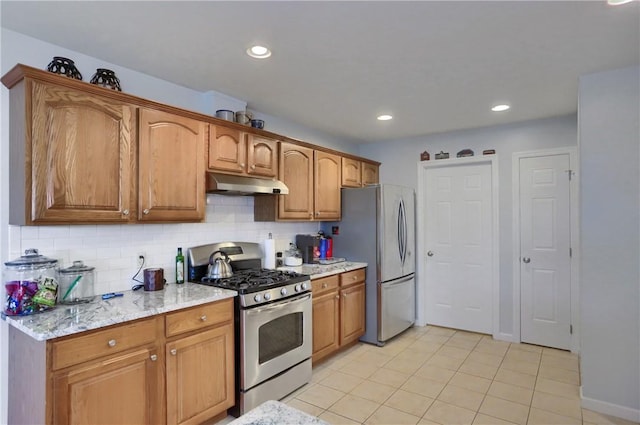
[491, 104, 510, 112]
[246, 45, 271, 59]
[377, 114, 393, 121]
[607, 0, 634, 5]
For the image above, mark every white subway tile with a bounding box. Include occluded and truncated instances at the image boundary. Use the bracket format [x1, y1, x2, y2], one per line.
[69, 225, 97, 238]
[38, 226, 71, 239]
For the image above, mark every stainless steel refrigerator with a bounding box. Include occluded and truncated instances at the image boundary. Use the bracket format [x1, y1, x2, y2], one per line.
[322, 184, 415, 346]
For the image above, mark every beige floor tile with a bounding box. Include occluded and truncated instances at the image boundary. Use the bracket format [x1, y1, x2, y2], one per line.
[424, 400, 477, 425]
[384, 389, 434, 417]
[368, 368, 411, 388]
[487, 381, 533, 406]
[403, 346, 438, 361]
[534, 377, 580, 400]
[582, 408, 640, 425]
[531, 391, 582, 419]
[385, 355, 427, 375]
[446, 335, 481, 350]
[286, 398, 326, 417]
[479, 395, 530, 425]
[401, 376, 447, 398]
[420, 333, 453, 345]
[350, 380, 397, 404]
[418, 418, 443, 425]
[437, 383, 486, 411]
[328, 394, 380, 423]
[527, 407, 581, 425]
[540, 354, 579, 372]
[365, 405, 421, 425]
[297, 383, 346, 409]
[428, 326, 458, 337]
[318, 410, 362, 425]
[321, 371, 366, 393]
[408, 339, 443, 354]
[339, 359, 380, 379]
[358, 350, 395, 368]
[426, 354, 465, 371]
[505, 348, 541, 364]
[473, 413, 518, 425]
[494, 368, 537, 389]
[415, 364, 457, 383]
[467, 351, 505, 367]
[500, 358, 540, 376]
[312, 366, 334, 383]
[542, 347, 577, 360]
[449, 372, 492, 394]
[459, 359, 499, 379]
[537, 364, 580, 385]
[509, 343, 543, 354]
[377, 343, 410, 357]
[437, 345, 472, 360]
[328, 355, 358, 370]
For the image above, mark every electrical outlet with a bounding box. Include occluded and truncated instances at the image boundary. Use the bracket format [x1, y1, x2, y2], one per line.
[136, 253, 145, 268]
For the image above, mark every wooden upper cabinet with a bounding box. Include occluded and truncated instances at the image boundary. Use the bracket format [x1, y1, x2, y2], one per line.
[314, 151, 341, 220]
[22, 80, 135, 224]
[341, 157, 362, 188]
[247, 134, 278, 177]
[278, 142, 314, 220]
[362, 162, 380, 186]
[208, 124, 246, 174]
[138, 108, 206, 222]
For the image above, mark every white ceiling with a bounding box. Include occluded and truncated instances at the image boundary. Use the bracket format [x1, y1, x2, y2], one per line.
[2, 1, 638, 144]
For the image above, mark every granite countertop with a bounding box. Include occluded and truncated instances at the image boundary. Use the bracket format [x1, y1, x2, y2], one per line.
[2, 282, 236, 341]
[228, 400, 328, 425]
[279, 261, 367, 279]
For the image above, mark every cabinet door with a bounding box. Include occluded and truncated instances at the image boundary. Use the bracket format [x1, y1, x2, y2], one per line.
[138, 108, 205, 221]
[247, 134, 278, 177]
[279, 143, 314, 220]
[362, 162, 379, 186]
[314, 151, 341, 220]
[208, 124, 247, 173]
[341, 158, 362, 188]
[340, 282, 366, 346]
[30, 81, 134, 223]
[166, 323, 234, 425]
[312, 290, 340, 363]
[52, 346, 162, 425]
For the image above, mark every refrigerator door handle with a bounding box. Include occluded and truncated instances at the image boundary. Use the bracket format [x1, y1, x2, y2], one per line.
[398, 199, 406, 265]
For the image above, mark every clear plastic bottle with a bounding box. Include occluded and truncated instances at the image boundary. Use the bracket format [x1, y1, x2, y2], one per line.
[176, 247, 185, 284]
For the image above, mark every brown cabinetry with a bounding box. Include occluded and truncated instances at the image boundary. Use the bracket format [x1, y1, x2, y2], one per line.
[341, 157, 362, 188]
[314, 151, 342, 220]
[139, 108, 206, 221]
[362, 162, 380, 186]
[208, 125, 278, 177]
[311, 268, 366, 364]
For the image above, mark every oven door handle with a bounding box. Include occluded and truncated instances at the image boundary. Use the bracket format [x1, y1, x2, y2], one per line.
[244, 292, 311, 316]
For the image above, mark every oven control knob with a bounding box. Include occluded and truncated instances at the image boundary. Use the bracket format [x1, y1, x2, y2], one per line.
[280, 288, 288, 296]
[295, 284, 301, 292]
[301, 282, 309, 291]
[254, 294, 262, 303]
[264, 293, 271, 301]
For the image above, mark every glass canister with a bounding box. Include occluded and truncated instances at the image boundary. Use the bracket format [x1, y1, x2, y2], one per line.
[4, 248, 59, 316]
[58, 261, 95, 304]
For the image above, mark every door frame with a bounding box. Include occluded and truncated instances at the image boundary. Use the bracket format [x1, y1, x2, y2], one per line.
[512, 147, 580, 353]
[416, 156, 500, 338]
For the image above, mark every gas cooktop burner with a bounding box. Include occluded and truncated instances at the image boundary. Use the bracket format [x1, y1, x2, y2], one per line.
[199, 269, 308, 294]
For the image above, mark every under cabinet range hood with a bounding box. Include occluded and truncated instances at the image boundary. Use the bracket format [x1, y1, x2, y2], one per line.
[206, 173, 289, 195]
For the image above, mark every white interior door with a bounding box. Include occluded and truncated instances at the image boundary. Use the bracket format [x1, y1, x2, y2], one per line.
[424, 161, 493, 334]
[519, 154, 571, 349]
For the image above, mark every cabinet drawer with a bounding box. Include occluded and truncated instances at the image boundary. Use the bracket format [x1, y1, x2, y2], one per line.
[166, 298, 233, 338]
[312, 275, 339, 295]
[51, 317, 157, 370]
[340, 268, 366, 287]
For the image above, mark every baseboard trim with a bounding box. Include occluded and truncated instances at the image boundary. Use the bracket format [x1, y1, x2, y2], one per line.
[494, 332, 517, 343]
[581, 386, 640, 422]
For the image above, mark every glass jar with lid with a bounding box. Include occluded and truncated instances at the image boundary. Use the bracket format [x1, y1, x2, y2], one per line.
[3, 248, 59, 315]
[59, 260, 95, 304]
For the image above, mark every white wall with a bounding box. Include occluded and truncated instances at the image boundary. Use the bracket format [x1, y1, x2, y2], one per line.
[578, 65, 639, 421]
[358, 115, 578, 337]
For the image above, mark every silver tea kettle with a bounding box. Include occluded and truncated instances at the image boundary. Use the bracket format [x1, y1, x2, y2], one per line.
[208, 251, 233, 279]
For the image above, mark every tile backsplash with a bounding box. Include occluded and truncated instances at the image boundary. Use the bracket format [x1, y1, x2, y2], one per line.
[8, 195, 319, 295]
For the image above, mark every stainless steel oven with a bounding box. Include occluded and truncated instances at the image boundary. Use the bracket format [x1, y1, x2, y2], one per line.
[187, 242, 313, 416]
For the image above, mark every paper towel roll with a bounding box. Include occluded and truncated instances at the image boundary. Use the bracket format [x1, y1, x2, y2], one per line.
[263, 237, 276, 269]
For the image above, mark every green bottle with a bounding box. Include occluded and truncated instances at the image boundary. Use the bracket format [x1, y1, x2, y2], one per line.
[176, 247, 185, 284]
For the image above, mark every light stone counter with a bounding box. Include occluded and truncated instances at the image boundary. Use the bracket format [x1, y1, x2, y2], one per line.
[228, 400, 328, 425]
[2, 282, 236, 341]
[279, 261, 367, 279]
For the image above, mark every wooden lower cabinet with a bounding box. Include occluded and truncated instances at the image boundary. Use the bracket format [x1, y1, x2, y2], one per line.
[312, 268, 366, 364]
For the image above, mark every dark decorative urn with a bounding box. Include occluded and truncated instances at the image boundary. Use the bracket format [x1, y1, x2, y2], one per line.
[90, 68, 122, 91]
[46, 57, 83, 80]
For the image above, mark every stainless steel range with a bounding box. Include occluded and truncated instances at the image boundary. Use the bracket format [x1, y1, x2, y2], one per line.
[187, 242, 312, 417]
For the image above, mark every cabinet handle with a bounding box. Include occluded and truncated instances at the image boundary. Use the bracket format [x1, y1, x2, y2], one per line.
[239, 163, 245, 168]
[322, 283, 328, 288]
[250, 165, 256, 169]
[200, 315, 207, 322]
[170, 349, 177, 356]
[335, 295, 340, 299]
[143, 209, 150, 215]
[352, 276, 357, 280]
[108, 339, 116, 347]
[150, 354, 157, 361]
[122, 209, 129, 216]
[343, 294, 347, 298]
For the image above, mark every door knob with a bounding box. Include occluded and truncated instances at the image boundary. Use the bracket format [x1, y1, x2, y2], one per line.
[427, 251, 434, 257]
[522, 257, 531, 264]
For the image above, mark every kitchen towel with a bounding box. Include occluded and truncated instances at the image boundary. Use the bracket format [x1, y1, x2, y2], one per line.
[263, 236, 276, 269]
